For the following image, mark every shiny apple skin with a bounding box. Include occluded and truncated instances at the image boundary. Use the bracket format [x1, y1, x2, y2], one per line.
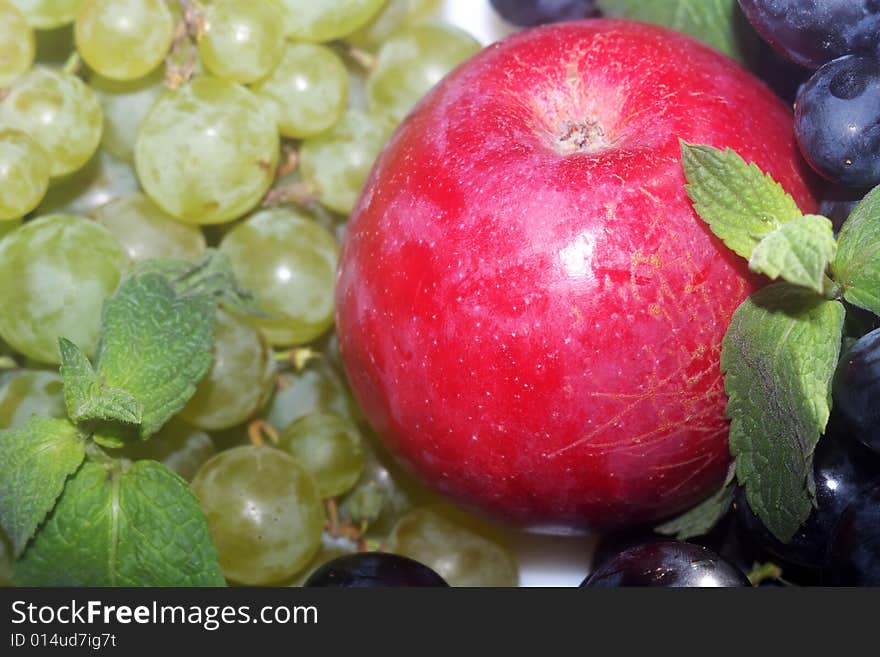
[336, 20, 817, 533]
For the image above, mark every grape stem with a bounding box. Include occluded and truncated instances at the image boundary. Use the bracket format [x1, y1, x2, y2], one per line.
[62, 52, 82, 76]
[746, 561, 784, 586]
[346, 46, 377, 70]
[262, 180, 320, 208]
[247, 419, 279, 447]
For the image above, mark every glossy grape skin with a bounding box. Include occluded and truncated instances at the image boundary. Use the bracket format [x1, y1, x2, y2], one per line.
[366, 23, 482, 124]
[252, 43, 348, 139]
[180, 311, 275, 430]
[75, 0, 173, 81]
[90, 69, 164, 163]
[279, 412, 365, 498]
[0, 67, 102, 178]
[347, 0, 440, 50]
[198, 0, 284, 84]
[490, 0, 599, 26]
[834, 328, 880, 455]
[735, 421, 880, 569]
[299, 110, 393, 215]
[0, 370, 65, 429]
[276, 0, 385, 42]
[9, 0, 83, 28]
[220, 207, 338, 346]
[387, 505, 519, 587]
[135, 77, 279, 225]
[305, 552, 448, 587]
[582, 541, 750, 587]
[92, 193, 206, 263]
[190, 446, 325, 585]
[0, 1, 34, 88]
[36, 150, 138, 217]
[795, 55, 880, 188]
[0, 129, 49, 221]
[819, 185, 868, 233]
[114, 419, 215, 481]
[738, 0, 880, 70]
[0, 214, 125, 364]
[264, 360, 360, 431]
[826, 481, 880, 586]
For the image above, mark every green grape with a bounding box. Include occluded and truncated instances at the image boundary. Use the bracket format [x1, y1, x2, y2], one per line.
[264, 359, 359, 430]
[198, 0, 284, 84]
[0, 67, 103, 178]
[299, 110, 393, 214]
[113, 419, 216, 481]
[0, 370, 65, 429]
[347, 0, 440, 50]
[366, 23, 480, 123]
[191, 446, 325, 585]
[279, 412, 364, 499]
[0, 1, 34, 87]
[220, 207, 338, 345]
[92, 193, 206, 263]
[9, 0, 83, 29]
[90, 68, 164, 162]
[0, 214, 125, 364]
[277, 0, 385, 42]
[0, 220, 19, 241]
[36, 149, 138, 217]
[0, 129, 49, 221]
[135, 76, 279, 224]
[180, 310, 275, 430]
[387, 505, 519, 587]
[252, 42, 347, 139]
[75, 0, 173, 81]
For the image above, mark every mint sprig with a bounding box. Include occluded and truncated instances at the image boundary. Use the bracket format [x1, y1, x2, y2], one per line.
[660, 143, 880, 542]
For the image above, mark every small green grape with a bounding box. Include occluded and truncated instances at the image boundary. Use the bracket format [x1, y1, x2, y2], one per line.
[276, 0, 385, 42]
[90, 68, 164, 163]
[299, 110, 393, 214]
[264, 359, 359, 430]
[75, 0, 173, 80]
[220, 207, 338, 346]
[114, 419, 216, 481]
[37, 149, 138, 217]
[252, 42, 348, 139]
[0, 1, 35, 87]
[135, 76, 279, 224]
[180, 310, 275, 431]
[9, 0, 83, 29]
[0, 214, 126, 364]
[0, 220, 19, 241]
[387, 505, 519, 587]
[0, 67, 103, 178]
[366, 22, 481, 123]
[347, 0, 440, 50]
[199, 0, 284, 84]
[0, 129, 49, 221]
[0, 370, 65, 429]
[92, 193, 206, 263]
[279, 412, 365, 498]
[191, 446, 325, 585]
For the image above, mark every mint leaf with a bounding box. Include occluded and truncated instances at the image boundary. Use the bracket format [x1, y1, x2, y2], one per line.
[655, 462, 736, 540]
[748, 215, 837, 293]
[15, 460, 225, 586]
[0, 417, 84, 557]
[681, 143, 803, 260]
[833, 185, 880, 315]
[597, 0, 756, 63]
[722, 284, 844, 542]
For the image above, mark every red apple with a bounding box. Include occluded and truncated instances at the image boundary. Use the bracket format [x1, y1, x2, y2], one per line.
[336, 20, 817, 533]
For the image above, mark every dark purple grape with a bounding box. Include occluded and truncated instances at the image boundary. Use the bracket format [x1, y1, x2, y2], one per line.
[819, 184, 870, 233]
[735, 419, 880, 569]
[489, 0, 599, 27]
[752, 39, 812, 104]
[738, 0, 880, 69]
[581, 542, 750, 587]
[826, 481, 880, 586]
[834, 328, 880, 455]
[304, 552, 449, 587]
[795, 55, 880, 188]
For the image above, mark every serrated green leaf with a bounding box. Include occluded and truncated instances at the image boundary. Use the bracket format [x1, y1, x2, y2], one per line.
[722, 284, 844, 542]
[681, 143, 803, 261]
[655, 462, 736, 540]
[0, 417, 84, 557]
[15, 460, 225, 586]
[748, 215, 837, 293]
[597, 0, 757, 62]
[834, 185, 880, 315]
